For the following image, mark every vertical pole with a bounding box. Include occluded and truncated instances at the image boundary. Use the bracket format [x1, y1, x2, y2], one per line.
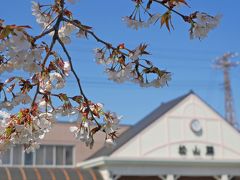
[214, 53, 238, 127]
[223, 67, 235, 126]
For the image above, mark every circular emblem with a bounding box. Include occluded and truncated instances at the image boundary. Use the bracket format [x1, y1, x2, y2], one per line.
[190, 119, 202, 133]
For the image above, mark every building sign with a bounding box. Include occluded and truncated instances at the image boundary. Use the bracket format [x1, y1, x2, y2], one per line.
[178, 145, 214, 156]
[179, 145, 187, 155]
[193, 146, 201, 156]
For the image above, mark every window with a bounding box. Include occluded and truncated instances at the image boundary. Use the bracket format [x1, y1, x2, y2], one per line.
[1, 149, 10, 164]
[0, 145, 74, 166]
[55, 145, 73, 165]
[45, 146, 53, 165]
[65, 146, 73, 165]
[24, 152, 33, 165]
[36, 147, 44, 165]
[56, 146, 64, 165]
[12, 145, 22, 165]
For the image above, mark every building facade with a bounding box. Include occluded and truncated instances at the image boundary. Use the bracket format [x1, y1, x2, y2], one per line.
[0, 115, 129, 179]
[0, 91, 240, 180]
[81, 91, 240, 180]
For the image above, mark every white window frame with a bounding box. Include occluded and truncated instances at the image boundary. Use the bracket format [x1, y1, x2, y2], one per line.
[0, 144, 74, 167]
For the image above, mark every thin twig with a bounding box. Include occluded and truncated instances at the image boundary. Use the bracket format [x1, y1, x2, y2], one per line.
[152, 0, 188, 21]
[33, 27, 54, 41]
[31, 2, 64, 107]
[31, 37, 56, 107]
[62, 18, 129, 56]
[57, 36, 101, 128]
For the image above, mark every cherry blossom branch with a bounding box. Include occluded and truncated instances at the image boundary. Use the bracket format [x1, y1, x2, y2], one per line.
[31, 84, 40, 107]
[62, 17, 171, 87]
[0, 0, 221, 152]
[33, 27, 54, 41]
[31, 1, 64, 106]
[56, 36, 101, 128]
[152, 0, 189, 21]
[31, 26, 59, 107]
[31, 40, 55, 107]
[62, 18, 129, 56]
[56, 38, 85, 100]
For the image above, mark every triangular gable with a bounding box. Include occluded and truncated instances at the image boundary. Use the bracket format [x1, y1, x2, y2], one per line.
[90, 91, 240, 160]
[89, 91, 193, 159]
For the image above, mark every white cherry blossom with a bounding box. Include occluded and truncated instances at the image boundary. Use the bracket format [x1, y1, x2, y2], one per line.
[55, 104, 78, 116]
[27, 48, 43, 62]
[9, 31, 31, 52]
[50, 72, 65, 89]
[13, 93, 32, 105]
[105, 138, 116, 148]
[69, 125, 91, 143]
[23, 62, 42, 73]
[122, 17, 145, 30]
[32, 1, 52, 29]
[63, 61, 71, 76]
[35, 113, 54, 132]
[103, 112, 121, 134]
[94, 48, 111, 65]
[139, 73, 171, 88]
[0, 100, 14, 111]
[123, 13, 161, 30]
[25, 142, 40, 153]
[106, 63, 133, 83]
[58, 23, 76, 44]
[190, 12, 221, 39]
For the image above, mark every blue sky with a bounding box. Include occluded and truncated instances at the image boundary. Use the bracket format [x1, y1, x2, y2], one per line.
[1, 0, 240, 125]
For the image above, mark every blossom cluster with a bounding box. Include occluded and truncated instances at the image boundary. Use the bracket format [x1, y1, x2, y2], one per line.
[94, 43, 171, 88]
[122, 0, 177, 31]
[125, 0, 221, 39]
[189, 12, 221, 39]
[40, 93, 121, 148]
[0, 30, 42, 74]
[32, 2, 53, 29]
[0, 0, 124, 153]
[70, 108, 121, 148]
[123, 14, 161, 30]
[0, 108, 53, 153]
[0, 93, 121, 152]
[31, 1, 82, 45]
[56, 94, 121, 147]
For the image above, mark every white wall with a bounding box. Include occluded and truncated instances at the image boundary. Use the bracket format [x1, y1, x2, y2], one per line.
[112, 94, 240, 160]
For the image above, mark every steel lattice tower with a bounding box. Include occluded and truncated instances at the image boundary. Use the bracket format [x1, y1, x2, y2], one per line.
[214, 53, 239, 127]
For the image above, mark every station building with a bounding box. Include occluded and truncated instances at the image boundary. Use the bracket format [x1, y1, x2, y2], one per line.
[1, 91, 240, 180]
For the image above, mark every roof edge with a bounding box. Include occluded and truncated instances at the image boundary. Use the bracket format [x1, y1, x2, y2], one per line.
[88, 91, 193, 159]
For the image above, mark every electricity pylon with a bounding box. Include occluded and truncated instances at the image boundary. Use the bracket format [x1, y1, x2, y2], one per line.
[214, 52, 239, 127]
